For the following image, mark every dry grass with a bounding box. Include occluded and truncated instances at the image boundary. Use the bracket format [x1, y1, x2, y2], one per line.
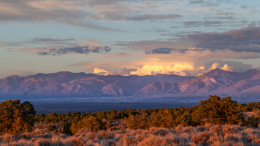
[2, 125, 260, 145]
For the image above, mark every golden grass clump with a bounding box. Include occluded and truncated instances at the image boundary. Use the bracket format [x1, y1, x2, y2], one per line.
[97, 130, 114, 139]
[118, 135, 136, 145]
[2, 133, 16, 143]
[77, 128, 91, 134]
[85, 132, 97, 140]
[138, 135, 171, 146]
[150, 127, 169, 136]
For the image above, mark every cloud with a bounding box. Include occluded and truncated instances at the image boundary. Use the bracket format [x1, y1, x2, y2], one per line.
[90, 63, 200, 76]
[37, 46, 111, 56]
[183, 21, 225, 27]
[102, 13, 182, 21]
[70, 48, 257, 76]
[217, 0, 233, 3]
[0, 41, 25, 47]
[3, 37, 113, 56]
[145, 48, 175, 54]
[28, 38, 75, 45]
[181, 20, 248, 28]
[0, 37, 75, 48]
[0, 0, 124, 32]
[130, 64, 197, 76]
[115, 40, 194, 51]
[94, 68, 137, 76]
[77, 59, 254, 76]
[0, 0, 183, 30]
[247, 21, 260, 27]
[87, 0, 126, 6]
[255, 67, 260, 70]
[87, 0, 183, 21]
[93, 68, 108, 74]
[116, 38, 260, 60]
[205, 60, 252, 72]
[208, 63, 234, 72]
[145, 48, 189, 54]
[101, 53, 135, 58]
[72, 58, 200, 76]
[221, 64, 233, 71]
[187, 27, 260, 53]
[204, 16, 235, 20]
[188, 0, 219, 7]
[65, 21, 127, 32]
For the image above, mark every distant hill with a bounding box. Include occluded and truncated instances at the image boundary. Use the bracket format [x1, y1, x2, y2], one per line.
[1, 69, 260, 97]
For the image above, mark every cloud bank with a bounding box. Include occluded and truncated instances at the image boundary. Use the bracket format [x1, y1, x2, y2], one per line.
[188, 27, 260, 53]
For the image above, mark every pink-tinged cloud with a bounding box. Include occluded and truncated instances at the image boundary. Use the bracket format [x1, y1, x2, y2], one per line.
[0, 0, 126, 32]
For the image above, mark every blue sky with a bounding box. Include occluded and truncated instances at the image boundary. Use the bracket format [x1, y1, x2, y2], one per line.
[0, 0, 260, 78]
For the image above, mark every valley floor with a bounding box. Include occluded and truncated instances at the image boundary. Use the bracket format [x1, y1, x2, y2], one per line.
[1, 124, 260, 146]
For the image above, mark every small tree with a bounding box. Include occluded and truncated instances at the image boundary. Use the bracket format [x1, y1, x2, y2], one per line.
[70, 116, 105, 134]
[192, 95, 243, 125]
[0, 100, 36, 135]
[81, 116, 105, 132]
[47, 125, 56, 131]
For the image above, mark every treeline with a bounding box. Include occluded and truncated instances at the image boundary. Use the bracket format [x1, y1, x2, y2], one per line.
[2, 95, 260, 136]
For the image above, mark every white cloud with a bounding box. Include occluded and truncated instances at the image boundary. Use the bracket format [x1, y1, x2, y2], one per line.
[208, 63, 235, 72]
[221, 64, 234, 71]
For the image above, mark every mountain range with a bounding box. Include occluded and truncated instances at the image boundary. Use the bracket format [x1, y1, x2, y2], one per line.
[1, 68, 260, 97]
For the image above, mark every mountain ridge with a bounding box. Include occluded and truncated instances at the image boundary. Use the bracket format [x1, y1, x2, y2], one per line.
[1, 69, 260, 97]
[0, 72, 194, 97]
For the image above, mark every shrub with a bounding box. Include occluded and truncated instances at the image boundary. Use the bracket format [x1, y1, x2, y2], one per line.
[0, 100, 36, 135]
[70, 116, 105, 134]
[37, 125, 43, 129]
[47, 125, 56, 132]
[192, 95, 243, 125]
[105, 121, 112, 129]
[60, 123, 72, 135]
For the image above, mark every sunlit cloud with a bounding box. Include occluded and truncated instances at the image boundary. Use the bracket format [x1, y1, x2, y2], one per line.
[130, 63, 197, 76]
[70, 49, 255, 76]
[208, 63, 234, 72]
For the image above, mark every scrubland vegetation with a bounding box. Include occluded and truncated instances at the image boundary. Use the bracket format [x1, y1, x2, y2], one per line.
[2, 95, 260, 145]
[3, 124, 260, 146]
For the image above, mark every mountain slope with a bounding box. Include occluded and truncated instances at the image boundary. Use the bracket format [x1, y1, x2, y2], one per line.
[135, 69, 260, 97]
[1, 69, 260, 97]
[134, 82, 180, 96]
[0, 72, 193, 97]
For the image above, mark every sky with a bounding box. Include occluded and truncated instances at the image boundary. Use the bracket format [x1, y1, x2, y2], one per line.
[0, 0, 260, 78]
